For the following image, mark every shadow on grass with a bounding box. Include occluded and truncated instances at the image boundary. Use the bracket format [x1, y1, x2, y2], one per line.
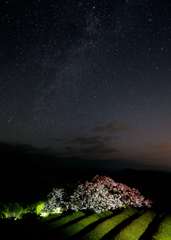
[139, 212, 166, 240]
[68, 209, 123, 240]
[101, 210, 144, 240]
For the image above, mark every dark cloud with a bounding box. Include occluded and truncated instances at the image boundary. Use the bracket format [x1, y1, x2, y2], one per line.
[94, 121, 128, 134]
[81, 144, 118, 155]
[69, 135, 113, 145]
[49, 120, 128, 159]
[50, 138, 64, 142]
[55, 134, 119, 159]
[58, 143, 119, 159]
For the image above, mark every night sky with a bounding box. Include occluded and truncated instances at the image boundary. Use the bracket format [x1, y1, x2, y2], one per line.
[1, 0, 171, 170]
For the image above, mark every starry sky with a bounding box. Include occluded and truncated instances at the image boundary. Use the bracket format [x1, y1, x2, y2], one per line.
[1, 0, 171, 170]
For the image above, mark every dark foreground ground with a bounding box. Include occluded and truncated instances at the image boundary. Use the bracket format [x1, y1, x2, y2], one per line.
[0, 142, 171, 240]
[0, 208, 170, 240]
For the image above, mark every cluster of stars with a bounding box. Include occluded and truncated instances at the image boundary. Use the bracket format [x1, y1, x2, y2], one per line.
[0, 0, 171, 165]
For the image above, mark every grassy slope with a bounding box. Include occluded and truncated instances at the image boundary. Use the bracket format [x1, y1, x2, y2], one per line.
[49, 211, 85, 228]
[82, 208, 137, 240]
[61, 211, 113, 239]
[45, 209, 171, 240]
[41, 213, 62, 222]
[114, 210, 156, 240]
[152, 215, 171, 240]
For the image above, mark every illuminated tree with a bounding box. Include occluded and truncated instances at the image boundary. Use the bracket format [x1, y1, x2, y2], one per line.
[68, 175, 152, 213]
[43, 175, 152, 215]
[43, 188, 65, 215]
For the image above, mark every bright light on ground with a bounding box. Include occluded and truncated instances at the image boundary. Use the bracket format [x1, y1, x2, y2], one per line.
[40, 212, 49, 218]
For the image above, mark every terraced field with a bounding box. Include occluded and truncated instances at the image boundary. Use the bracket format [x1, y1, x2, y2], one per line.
[43, 208, 171, 240]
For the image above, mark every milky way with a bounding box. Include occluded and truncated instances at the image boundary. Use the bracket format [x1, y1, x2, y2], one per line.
[1, 0, 171, 169]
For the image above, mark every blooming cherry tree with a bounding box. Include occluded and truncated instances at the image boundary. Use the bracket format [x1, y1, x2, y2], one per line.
[43, 175, 152, 215]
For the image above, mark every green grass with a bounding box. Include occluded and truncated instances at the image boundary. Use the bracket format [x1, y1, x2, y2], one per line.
[0, 203, 30, 220]
[40, 212, 62, 222]
[61, 211, 113, 239]
[152, 215, 171, 240]
[49, 211, 86, 228]
[114, 210, 156, 240]
[82, 208, 137, 240]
